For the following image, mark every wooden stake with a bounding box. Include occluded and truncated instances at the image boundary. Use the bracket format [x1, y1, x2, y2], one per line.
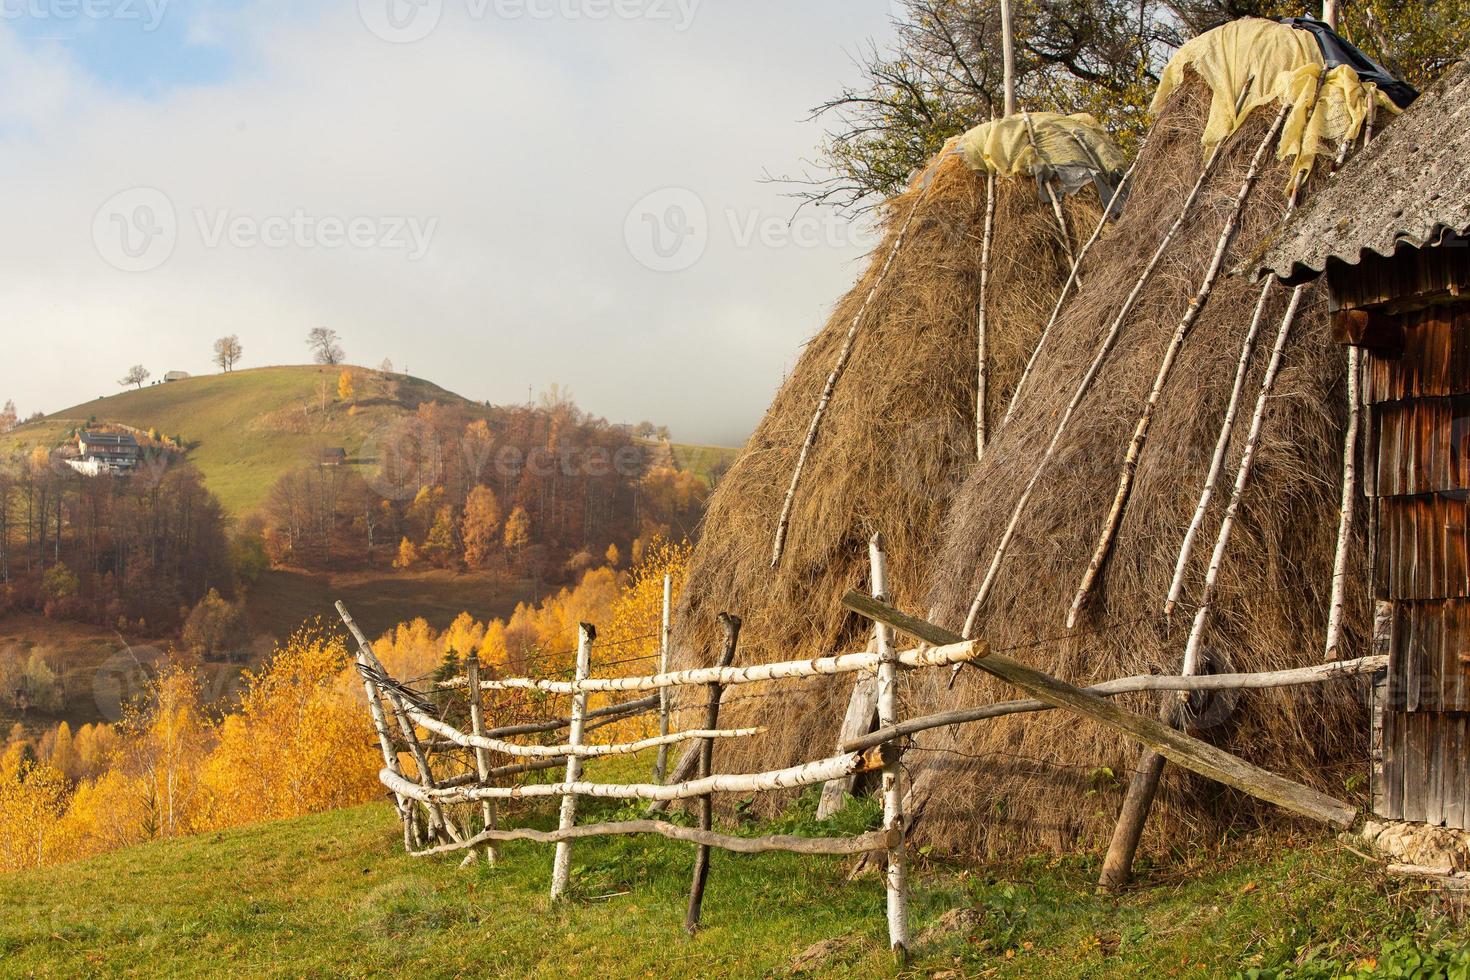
[656, 573, 674, 782]
[1068, 106, 1288, 629]
[465, 654, 500, 866]
[816, 648, 878, 819]
[963, 85, 1252, 638]
[770, 156, 946, 568]
[341, 610, 413, 850]
[1099, 282, 1307, 892]
[550, 623, 594, 902]
[977, 169, 996, 461]
[870, 535, 910, 959]
[843, 592, 1356, 828]
[1325, 346, 1362, 661]
[686, 613, 742, 935]
[1000, 0, 1016, 118]
[1023, 111, 1079, 272]
[1005, 145, 1145, 426]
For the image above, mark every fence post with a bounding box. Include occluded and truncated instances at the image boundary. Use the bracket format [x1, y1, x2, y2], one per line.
[551, 623, 595, 902]
[655, 572, 674, 783]
[465, 653, 500, 866]
[869, 534, 910, 960]
[685, 612, 742, 935]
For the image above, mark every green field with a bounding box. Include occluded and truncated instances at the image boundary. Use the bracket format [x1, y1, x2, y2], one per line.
[1, 783, 1464, 978]
[2, 366, 494, 518]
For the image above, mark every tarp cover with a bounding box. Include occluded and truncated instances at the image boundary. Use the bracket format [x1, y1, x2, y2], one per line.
[1152, 17, 1402, 184]
[956, 111, 1127, 204]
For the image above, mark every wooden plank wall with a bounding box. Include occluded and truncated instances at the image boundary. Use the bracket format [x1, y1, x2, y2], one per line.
[1364, 296, 1470, 829]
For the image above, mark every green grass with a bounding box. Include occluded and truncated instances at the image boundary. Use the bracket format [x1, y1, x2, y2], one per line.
[670, 442, 741, 484]
[2, 784, 1464, 979]
[3, 366, 494, 517]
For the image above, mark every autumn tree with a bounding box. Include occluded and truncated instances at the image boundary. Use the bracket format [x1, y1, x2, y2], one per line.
[306, 327, 344, 366]
[0, 760, 73, 872]
[119, 365, 150, 389]
[337, 370, 356, 403]
[0, 400, 16, 433]
[503, 506, 531, 557]
[212, 335, 243, 372]
[461, 485, 503, 569]
[180, 588, 249, 662]
[393, 536, 419, 570]
[605, 543, 621, 568]
[421, 505, 459, 568]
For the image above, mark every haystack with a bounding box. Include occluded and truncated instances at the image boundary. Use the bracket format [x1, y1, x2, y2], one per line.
[672, 114, 1124, 807]
[906, 18, 1403, 857]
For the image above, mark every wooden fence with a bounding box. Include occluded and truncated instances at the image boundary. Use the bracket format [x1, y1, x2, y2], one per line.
[336, 536, 1387, 961]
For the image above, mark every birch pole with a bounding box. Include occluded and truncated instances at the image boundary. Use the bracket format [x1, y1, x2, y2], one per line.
[870, 534, 910, 959]
[1098, 283, 1307, 892]
[962, 84, 1252, 639]
[655, 573, 674, 781]
[550, 623, 594, 902]
[346, 620, 413, 850]
[977, 168, 996, 461]
[1325, 346, 1362, 660]
[1023, 111, 1078, 271]
[685, 613, 742, 935]
[1004, 146, 1145, 426]
[1068, 105, 1287, 629]
[1323, 0, 1338, 29]
[770, 164, 944, 568]
[465, 654, 500, 865]
[1000, 0, 1016, 118]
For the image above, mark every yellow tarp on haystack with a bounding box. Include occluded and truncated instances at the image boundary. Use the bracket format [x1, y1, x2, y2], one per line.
[955, 112, 1127, 180]
[1153, 17, 1400, 182]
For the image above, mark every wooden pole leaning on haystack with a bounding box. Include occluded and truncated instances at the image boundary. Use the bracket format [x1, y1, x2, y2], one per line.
[1022, 111, 1079, 272]
[1325, 346, 1362, 660]
[1000, 0, 1016, 118]
[770, 154, 946, 569]
[686, 613, 742, 935]
[337, 601, 459, 847]
[1098, 282, 1309, 893]
[551, 623, 594, 902]
[656, 573, 674, 781]
[1068, 104, 1289, 629]
[465, 654, 500, 866]
[869, 535, 911, 960]
[963, 82, 1255, 638]
[1004, 146, 1145, 426]
[843, 592, 1356, 827]
[977, 167, 997, 460]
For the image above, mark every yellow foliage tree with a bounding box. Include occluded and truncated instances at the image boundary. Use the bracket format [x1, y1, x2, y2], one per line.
[337, 369, 355, 403]
[393, 536, 419, 570]
[0, 761, 74, 872]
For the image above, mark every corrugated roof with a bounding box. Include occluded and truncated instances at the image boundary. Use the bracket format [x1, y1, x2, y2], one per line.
[1253, 56, 1470, 282]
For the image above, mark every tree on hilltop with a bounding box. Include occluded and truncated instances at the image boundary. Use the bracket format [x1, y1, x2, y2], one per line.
[213, 335, 243, 372]
[119, 365, 150, 389]
[307, 328, 344, 366]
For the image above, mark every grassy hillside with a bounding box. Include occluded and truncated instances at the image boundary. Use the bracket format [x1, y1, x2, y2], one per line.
[1, 788, 1464, 978]
[2, 366, 493, 517]
[3, 366, 743, 519]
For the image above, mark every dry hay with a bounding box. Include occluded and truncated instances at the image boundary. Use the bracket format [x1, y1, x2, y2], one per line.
[908, 76, 1371, 858]
[671, 146, 1109, 811]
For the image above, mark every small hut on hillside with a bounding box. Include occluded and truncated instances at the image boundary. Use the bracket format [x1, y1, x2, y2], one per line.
[1256, 55, 1470, 832]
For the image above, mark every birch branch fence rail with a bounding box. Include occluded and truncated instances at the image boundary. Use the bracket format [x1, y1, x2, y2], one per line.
[335, 530, 1383, 959]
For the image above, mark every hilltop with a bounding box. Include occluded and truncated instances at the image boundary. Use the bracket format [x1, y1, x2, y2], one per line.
[2, 366, 740, 517]
[3, 366, 485, 517]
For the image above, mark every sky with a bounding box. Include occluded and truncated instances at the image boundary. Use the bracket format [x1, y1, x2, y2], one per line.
[0, 0, 902, 446]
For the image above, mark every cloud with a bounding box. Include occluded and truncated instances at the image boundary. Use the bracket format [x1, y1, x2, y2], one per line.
[0, 0, 896, 445]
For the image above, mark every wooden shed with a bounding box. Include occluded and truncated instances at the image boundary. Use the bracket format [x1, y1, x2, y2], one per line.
[1258, 57, 1468, 830]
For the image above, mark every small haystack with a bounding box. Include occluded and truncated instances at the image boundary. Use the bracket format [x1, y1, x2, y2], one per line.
[907, 19, 1402, 857]
[673, 117, 1123, 800]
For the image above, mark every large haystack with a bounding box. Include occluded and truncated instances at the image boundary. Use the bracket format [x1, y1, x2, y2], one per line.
[908, 65, 1383, 856]
[674, 131, 1116, 799]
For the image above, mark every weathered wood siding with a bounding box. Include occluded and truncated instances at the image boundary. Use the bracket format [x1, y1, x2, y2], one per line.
[1359, 267, 1470, 828]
